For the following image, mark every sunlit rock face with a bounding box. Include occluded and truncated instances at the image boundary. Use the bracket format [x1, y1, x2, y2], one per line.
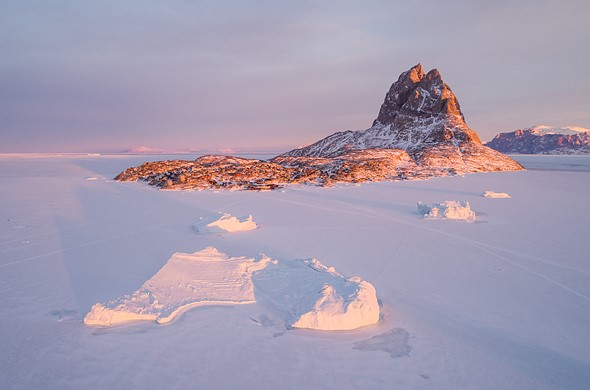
[281, 64, 520, 174]
[485, 125, 590, 154]
[115, 64, 522, 190]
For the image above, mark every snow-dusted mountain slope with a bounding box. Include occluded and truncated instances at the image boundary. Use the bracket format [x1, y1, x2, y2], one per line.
[485, 125, 590, 154]
[280, 64, 522, 174]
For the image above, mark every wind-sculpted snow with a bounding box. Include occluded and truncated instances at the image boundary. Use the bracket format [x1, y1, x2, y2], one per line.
[193, 213, 258, 233]
[84, 247, 380, 331]
[252, 258, 380, 331]
[84, 247, 271, 326]
[115, 64, 522, 191]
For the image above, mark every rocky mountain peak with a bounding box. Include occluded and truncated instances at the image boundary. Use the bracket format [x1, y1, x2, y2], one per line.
[402, 68, 464, 118]
[373, 65, 466, 129]
[373, 63, 424, 126]
[407, 63, 425, 82]
[281, 63, 513, 167]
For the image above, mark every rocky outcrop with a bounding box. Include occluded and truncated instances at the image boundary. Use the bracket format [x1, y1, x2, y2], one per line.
[116, 64, 523, 191]
[115, 155, 292, 190]
[115, 149, 421, 190]
[485, 125, 590, 154]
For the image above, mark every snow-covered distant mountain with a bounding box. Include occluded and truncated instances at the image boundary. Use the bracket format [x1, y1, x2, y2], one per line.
[123, 146, 195, 154]
[122, 146, 167, 154]
[485, 125, 590, 154]
[529, 125, 589, 136]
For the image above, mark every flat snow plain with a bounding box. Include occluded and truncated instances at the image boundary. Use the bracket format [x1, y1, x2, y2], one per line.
[1, 153, 589, 389]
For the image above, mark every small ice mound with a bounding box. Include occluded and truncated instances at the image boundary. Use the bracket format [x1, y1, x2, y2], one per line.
[252, 258, 380, 331]
[417, 201, 476, 221]
[193, 212, 258, 233]
[86, 177, 98, 181]
[84, 247, 271, 327]
[483, 191, 511, 198]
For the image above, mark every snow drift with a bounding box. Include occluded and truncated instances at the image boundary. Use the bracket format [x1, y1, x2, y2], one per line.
[483, 191, 511, 198]
[253, 258, 380, 331]
[417, 201, 476, 220]
[84, 247, 271, 326]
[84, 248, 379, 331]
[193, 213, 258, 233]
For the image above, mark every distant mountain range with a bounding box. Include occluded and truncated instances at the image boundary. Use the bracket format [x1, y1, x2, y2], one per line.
[123, 146, 167, 154]
[485, 125, 590, 154]
[116, 64, 523, 190]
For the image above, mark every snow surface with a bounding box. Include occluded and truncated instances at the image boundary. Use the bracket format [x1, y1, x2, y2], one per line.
[193, 212, 258, 233]
[2, 153, 590, 389]
[483, 191, 511, 198]
[417, 200, 476, 220]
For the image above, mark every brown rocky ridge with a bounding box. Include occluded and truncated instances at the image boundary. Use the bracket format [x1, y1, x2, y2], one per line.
[115, 64, 523, 190]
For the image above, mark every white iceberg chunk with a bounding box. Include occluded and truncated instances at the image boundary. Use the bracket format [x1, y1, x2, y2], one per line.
[84, 247, 271, 327]
[252, 258, 380, 331]
[417, 201, 476, 220]
[483, 191, 511, 198]
[193, 212, 258, 233]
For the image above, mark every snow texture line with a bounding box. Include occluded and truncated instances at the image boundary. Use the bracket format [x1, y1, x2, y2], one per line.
[374, 229, 410, 282]
[273, 194, 590, 302]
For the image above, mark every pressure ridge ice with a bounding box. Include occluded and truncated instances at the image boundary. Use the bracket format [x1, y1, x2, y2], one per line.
[417, 201, 476, 220]
[84, 247, 379, 331]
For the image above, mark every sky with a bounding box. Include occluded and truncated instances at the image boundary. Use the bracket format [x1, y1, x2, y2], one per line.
[1, 0, 589, 153]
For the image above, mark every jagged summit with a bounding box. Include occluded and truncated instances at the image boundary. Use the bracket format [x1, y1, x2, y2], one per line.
[373, 63, 425, 126]
[374, 64, 466, 126]
[282, 64, 485, 158]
